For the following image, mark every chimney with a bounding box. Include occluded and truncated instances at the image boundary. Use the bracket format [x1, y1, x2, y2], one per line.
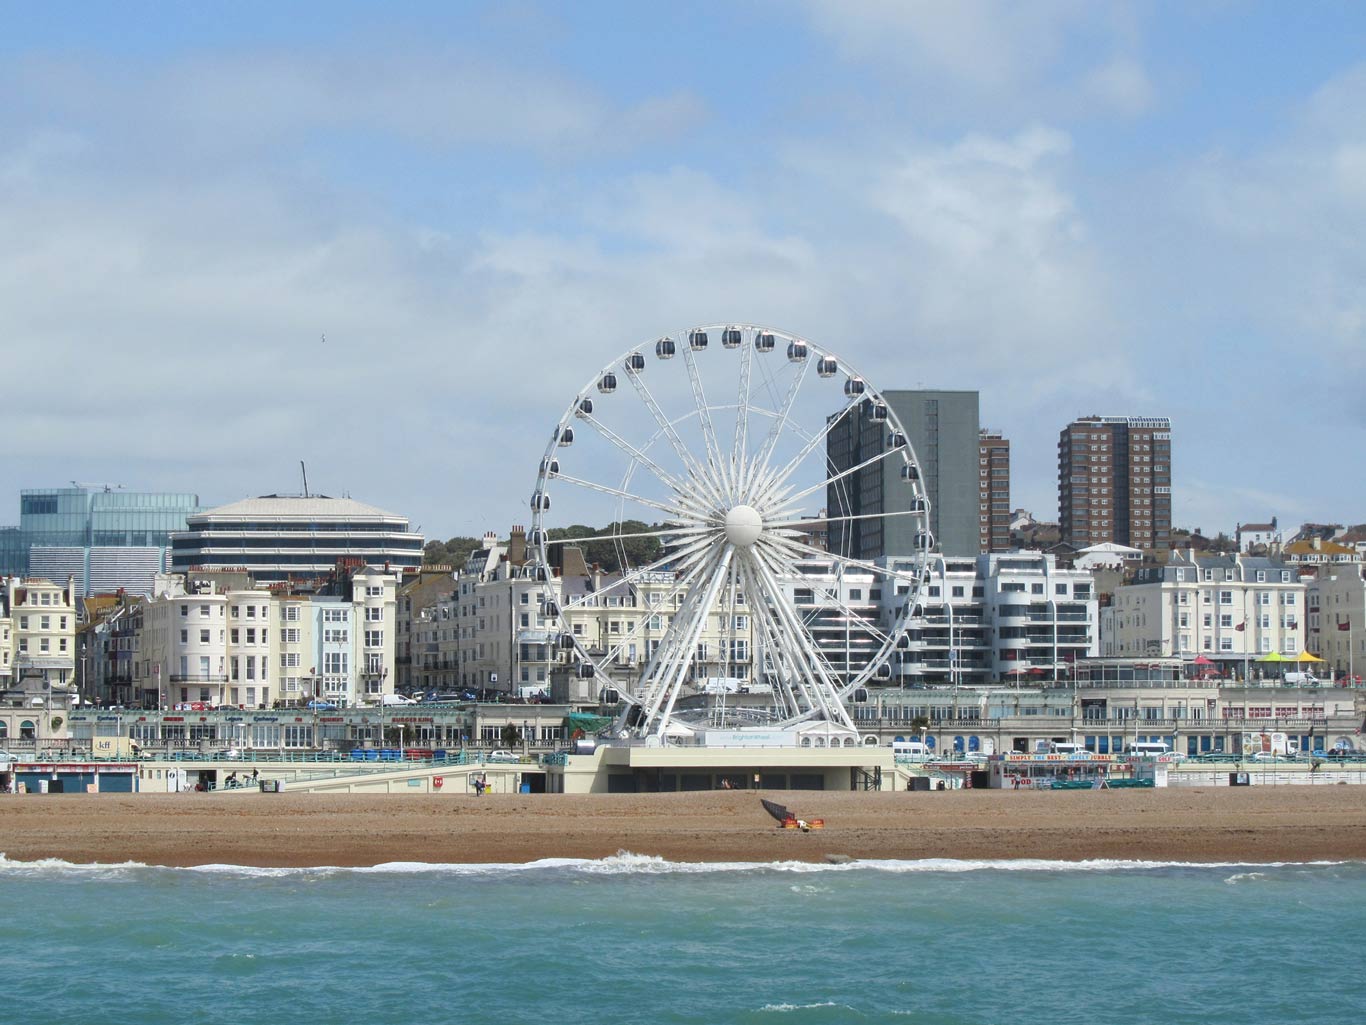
[508, 524, 527, 566]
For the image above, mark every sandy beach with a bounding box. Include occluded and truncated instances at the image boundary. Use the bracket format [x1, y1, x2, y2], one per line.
[2, 787, 1366, 867]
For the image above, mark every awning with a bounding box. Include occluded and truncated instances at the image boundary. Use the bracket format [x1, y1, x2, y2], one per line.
[1292, 651, 1325, 662]
[1256, 651, 1289, 662]
[1191, 655, 1215, 665]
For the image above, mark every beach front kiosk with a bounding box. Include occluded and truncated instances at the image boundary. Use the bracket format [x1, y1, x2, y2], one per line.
[987, 752, 1166, 789]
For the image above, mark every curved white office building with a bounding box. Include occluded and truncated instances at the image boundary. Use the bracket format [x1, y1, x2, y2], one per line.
[170, 495, 423, 583]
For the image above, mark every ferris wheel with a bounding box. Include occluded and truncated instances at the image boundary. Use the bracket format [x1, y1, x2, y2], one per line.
[528, 324, 932, 739]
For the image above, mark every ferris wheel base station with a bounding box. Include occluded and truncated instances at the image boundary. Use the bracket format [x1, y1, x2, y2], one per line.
[542, 738, 900, 795]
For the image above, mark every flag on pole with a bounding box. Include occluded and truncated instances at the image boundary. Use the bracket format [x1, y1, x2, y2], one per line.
[1234, 621, 1245, 632]
[1339, 619, 1351, 632]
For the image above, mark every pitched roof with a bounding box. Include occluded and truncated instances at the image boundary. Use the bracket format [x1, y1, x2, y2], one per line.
[1284, 538, 1357, 556]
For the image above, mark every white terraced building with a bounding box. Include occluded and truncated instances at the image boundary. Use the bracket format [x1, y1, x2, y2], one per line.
[170, 495, 423, 583]
[1101, 551, 1306, 674]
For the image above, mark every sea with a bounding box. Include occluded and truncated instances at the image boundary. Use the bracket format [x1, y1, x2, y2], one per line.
[0, 854, 1359, 1025]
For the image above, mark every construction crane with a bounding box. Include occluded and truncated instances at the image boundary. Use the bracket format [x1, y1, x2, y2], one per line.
[70, 482, 126, 492]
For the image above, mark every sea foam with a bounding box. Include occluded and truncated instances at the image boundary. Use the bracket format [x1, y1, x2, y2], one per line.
[0, 850, 1353, 878]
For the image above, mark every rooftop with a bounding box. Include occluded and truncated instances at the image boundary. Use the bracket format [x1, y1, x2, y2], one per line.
[190, 495, 408, 523]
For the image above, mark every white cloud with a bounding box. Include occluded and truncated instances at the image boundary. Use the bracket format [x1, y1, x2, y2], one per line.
[1082, 56, 1155, 116]
[6, 51, 707, 158]
[1179, 63, 1366, 365]
[799, 0, 1154, 117]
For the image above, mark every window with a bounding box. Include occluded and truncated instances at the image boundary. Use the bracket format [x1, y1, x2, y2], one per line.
[366, 607, 383, 622]
[281, 653, 301, 669]
[281, 605, 300, 622]
[324, 652, 347, 674]
[1219, 591, 1232, 605]
[366, 585, 382, 597]
[180, 629, 188, 643]
[1031, 583, 1044, 595]
[283, 628, 300, 643]
[199, 629, 210, 643]
[365, 630, 383, 648]
[230, 606, 239, 618]
[246, 605, 257, 619]
[230, 629, 239, 644]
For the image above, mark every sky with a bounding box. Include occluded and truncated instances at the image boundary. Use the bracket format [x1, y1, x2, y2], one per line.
[3, 1, 1365, 542]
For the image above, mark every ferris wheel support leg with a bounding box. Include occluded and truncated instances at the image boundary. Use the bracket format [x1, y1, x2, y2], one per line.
[748, 546, 857, 730]
[737, 560, 809, 721]
[647, 545, 736, 737]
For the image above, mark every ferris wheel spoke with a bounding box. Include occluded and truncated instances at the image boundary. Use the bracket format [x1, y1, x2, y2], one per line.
[550, 470, 709, 521]
[681, 343, 728, 499]
[577, 413, 696, 500]
[605, 550, 723, 710]
[738, 559, 811, 719]
[742, 551, 827, 717]
[633, 545, 728, 731]
[732, 334, 755, 493]
[746, 546, 853, 728]
[625, 365, 712, 487]
[583, 561, 712, 678]
[556, 532, 719, 614]
[765, 508, 928, 530]
[759, 532, 923, 588]
[751, 544, 859, 725]
[751, 397, 860, 508]
[751, 354, 810, 487]
[648, 545, 736, 735]
[542, 524, 712, 547]
[767, 442, 905, 517]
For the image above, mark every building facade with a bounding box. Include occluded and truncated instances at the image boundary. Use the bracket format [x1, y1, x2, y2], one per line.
[0, 486, 201, 596]
[827, 390, 980, 558]
[978, 429, 1010, 553]
[1, 576, 78, 694]
[880, 552, 1098, 687]
[1308, 569, 1366, 679]
[170, 495, 423, 583]
[1058, 416, 1171, 551]
[1101, 553, 1305, 673]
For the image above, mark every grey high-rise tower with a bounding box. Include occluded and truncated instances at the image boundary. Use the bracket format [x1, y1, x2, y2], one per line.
[827, 390, 981, 558]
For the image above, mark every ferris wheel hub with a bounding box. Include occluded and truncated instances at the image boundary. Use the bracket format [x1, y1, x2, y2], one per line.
[723, 504, 763, 548]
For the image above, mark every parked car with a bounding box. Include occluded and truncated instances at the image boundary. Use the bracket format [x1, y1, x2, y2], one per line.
[306, 700, 338, 711]
[487, 749, 519, 763]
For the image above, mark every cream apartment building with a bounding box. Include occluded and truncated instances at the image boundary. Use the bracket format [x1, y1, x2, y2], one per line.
[1102, 552, 1305, 674]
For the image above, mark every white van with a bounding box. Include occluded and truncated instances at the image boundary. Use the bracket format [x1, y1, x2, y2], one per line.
[1049, 742, 1089, 756]
[1125, 741, 1173, 758]
[1283, 672, 1320, 686]
[891, 740, 930, 760]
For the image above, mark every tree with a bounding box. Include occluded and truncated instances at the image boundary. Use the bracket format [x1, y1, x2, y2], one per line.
[500, 722, 521, 749]
[423, 535, 483, 567]
[548, 520, 663, 573]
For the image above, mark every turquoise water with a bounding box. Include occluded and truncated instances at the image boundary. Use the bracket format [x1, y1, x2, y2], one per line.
[0, 854, 1359, 1025]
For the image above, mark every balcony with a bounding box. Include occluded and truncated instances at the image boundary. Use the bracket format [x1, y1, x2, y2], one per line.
[169, 674, 229, 683]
